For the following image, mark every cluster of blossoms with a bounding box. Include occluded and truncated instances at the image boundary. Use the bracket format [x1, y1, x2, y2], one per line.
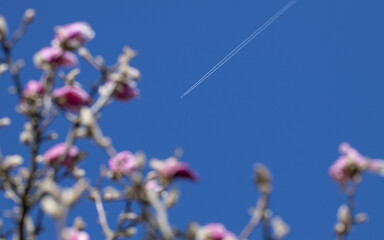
[21, 21, 139, 116]
[328, 143, 384, 238]
[5, 9, 384, 240]
[0, 10, 297, 240]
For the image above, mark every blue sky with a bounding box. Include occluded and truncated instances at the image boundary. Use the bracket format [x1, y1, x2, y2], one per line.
[1, 0, 384, 239]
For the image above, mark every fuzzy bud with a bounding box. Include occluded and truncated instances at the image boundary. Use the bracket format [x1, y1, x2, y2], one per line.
[103, 186, 120, 201]
[124, 227, 137, 237]
[354, 212, 368, 224]
[0, 63, 8, 76]
[0, 16, 8, 41]
[41, 196, 63, 219]
[271, 217, 290, 239]
[186, 222, 199, 240]
[19, 122, 33, 145]
[0, 117, 11, 127]
[23, 9, 35, 23]
[254, 163, 272, 194]
[73, 216, 86, 230]
[79, 107, 95, 127]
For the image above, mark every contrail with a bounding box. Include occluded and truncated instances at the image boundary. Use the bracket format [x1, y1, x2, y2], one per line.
[180, 0, 297, 99]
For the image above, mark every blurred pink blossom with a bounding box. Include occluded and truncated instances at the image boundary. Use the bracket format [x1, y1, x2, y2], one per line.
[329, 143, 368, 184]
[197, 223, 237, 240]
[108, 151, 138, 175]
[113, 82, 139, 102]
[44, 143, 80, 166]
[329, 143, 384, 185]
[53, 86, 90, 112]
[34, 47, 78, 68]
[22, 80, 44, 98]
[145, 180, 163, 193]
[54, 22, 95, 49]
[64, 228, 90, 240]
[150, 157, 198, 182]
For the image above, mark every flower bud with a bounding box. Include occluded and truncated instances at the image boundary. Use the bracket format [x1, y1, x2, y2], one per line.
[254, 163, 272, 194]
[19, 122, 33, 145]
[354, 212, 368, 224]
[41, 196, 63, 219]
[112, 81, 139, 102]
[108, 151, 139, 175]
[124, 227, 137, 237]
[73, 217, 86, 230]
[22, 80, 44, 98]
[103, 186, 121, 201]
[0, 16, 8, 41]
[43, 143, 81, 166]
[34, 47, 78, 68]
[23, 9, 35, 23]
[271, 217, 290, 239]
[53, 86, 90, 112]
[0, 117, 10, 127]
[79, 107, 94, 127]
[337, 205, 351, 232]
[54, 22, 95, 50]
[150, 157, 198, 182]
[0, 63, 8, 76]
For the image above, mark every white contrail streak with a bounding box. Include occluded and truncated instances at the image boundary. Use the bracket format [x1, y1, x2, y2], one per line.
[180, 0, 297, 99]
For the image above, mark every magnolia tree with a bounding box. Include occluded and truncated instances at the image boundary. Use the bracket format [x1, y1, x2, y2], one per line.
[0, 9, 383, 240]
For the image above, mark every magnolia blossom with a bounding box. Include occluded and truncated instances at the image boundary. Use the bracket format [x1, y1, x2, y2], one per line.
[54, 22, 95, 49]
[113, 81, 139, 102]
[22, 80, 44, 98]
[108, 151, 138, 175]
[329, 143, 384, 185]
[63, 228, 90, 240]
[33, 47, 78, 68]
[150, 157, 198, 182]
[329, 143, 368, 184]
[44, 143, 80, 166]
[53, 86, 90, 112]
[196, 223, 237, 240]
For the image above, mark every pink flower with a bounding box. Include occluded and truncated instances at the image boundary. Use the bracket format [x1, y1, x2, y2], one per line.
[22, 80, 44, 98]
[197, 223, 237, 240]
[150, 157, 198, 182]
[64, 228, 90, 240]
[53, 86, 90, 112]
[34, 47, 78, 68]
[54, 22, 95, 49]
[329, 143, 368, 184]
[113, 82, 139, 102]
[108, 151, 138, 175]
[44, 143, 80, 166]
[145, 180, 163, 193]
